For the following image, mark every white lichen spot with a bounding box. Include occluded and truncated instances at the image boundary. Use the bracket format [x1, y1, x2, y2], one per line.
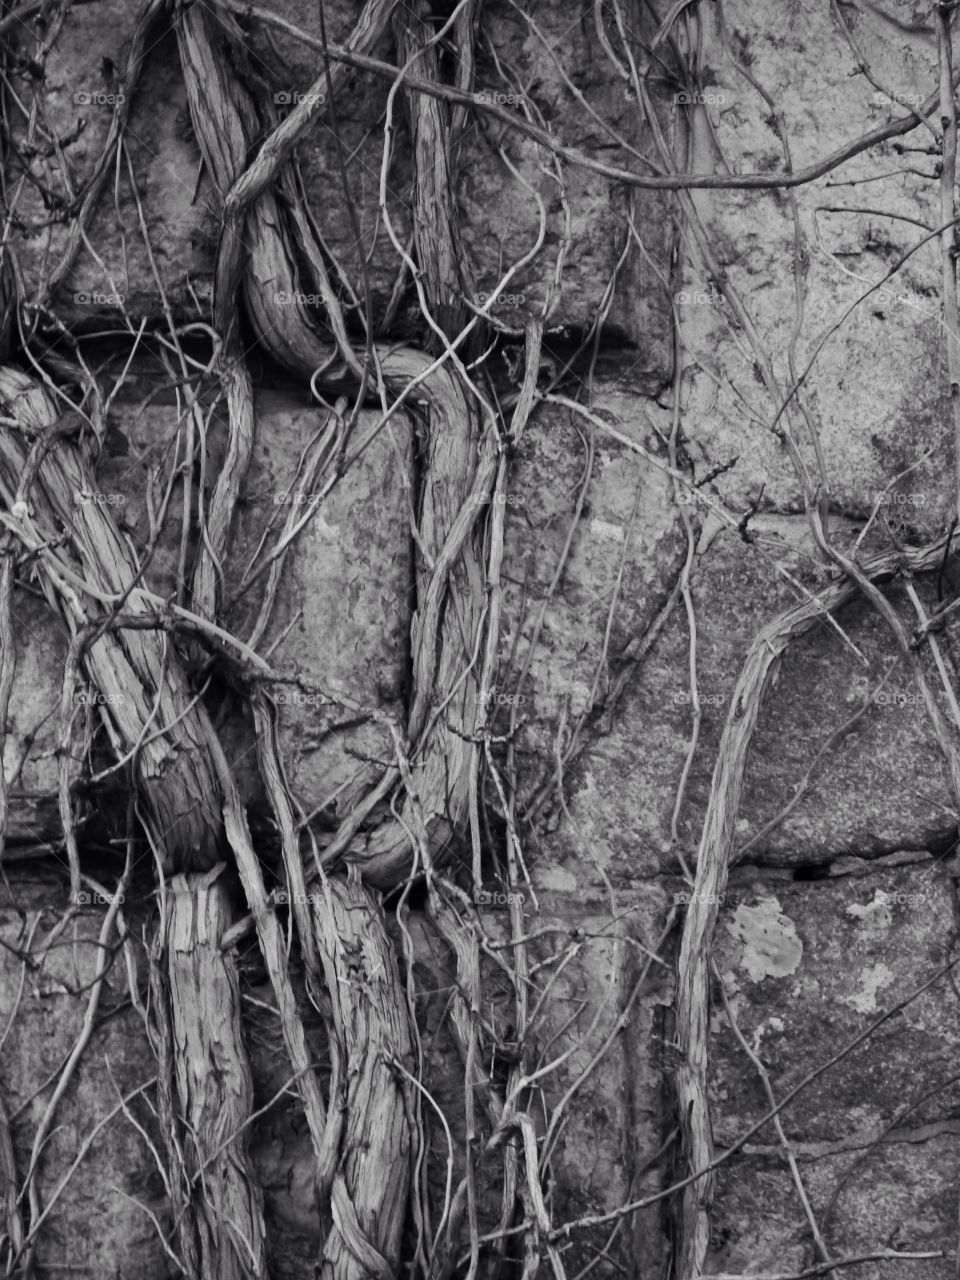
[841, 963, 895, 1015]
[588, 517, 625, 543]
[750, 1016, 786, 1056]
[724, 896, 803, 983]
[2, 737, 19, 782]
[845, 889, 892, 932]
[536, 865, 578, 893]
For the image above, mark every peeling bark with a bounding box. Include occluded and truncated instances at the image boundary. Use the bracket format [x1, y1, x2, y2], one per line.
[393, 0, 473, 346]
[311, 871, 415, 1280]
[0, 366, 224, 870]
[164, 866, 268, 1280]
[0, 1085, 22, 1270]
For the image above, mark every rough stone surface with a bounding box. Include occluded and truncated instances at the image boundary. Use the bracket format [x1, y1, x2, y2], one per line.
[0, 876, 168, 1278]
[712, 1137, 960, 1280]
[710, 862, 960, 1141]
[0, 873, 338, 1279]
[522, 882, 673, 1276]
[2, 589, 68, 851]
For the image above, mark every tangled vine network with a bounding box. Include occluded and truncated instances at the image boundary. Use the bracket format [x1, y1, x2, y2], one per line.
[0, 0, 959, 1278]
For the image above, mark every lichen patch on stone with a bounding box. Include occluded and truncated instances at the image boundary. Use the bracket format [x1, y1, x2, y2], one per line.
[841, 963, 895, 1015]
[724, 896, 804, 982]
[845, 889, 893, 931]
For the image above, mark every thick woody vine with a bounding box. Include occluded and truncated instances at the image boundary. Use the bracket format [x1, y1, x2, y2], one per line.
[0, 1, 957, 1279]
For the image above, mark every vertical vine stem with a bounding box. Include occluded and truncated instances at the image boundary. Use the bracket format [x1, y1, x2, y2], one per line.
[163, 864, 268, 1280]
[672, 534, 956, 1279]
[937, 0, 960, 526]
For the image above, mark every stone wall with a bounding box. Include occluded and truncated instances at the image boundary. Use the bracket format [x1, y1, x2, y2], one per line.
[2, 0, 960, 1277]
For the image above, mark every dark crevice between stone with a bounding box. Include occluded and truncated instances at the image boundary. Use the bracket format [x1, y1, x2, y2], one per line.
[783, 835, 960, 882]
[791, 863, 833, 881]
